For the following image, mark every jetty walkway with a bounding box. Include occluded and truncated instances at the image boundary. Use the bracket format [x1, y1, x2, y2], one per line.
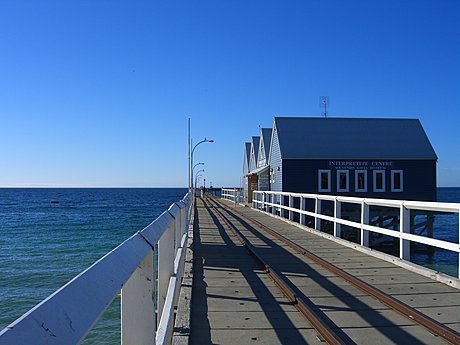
[1, 191, 460, 345]
[181, 196, 460, 345]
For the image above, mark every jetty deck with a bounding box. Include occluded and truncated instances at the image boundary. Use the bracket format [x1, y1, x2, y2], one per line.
[185, 196, 460, 345]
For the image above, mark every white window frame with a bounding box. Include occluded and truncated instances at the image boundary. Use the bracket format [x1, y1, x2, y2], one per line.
[336, 170, 349, 192]
[391, 170, 403, 192]
[373, 170, 386, 192]
[355, 170, 367, 192]
[318, 169, 331, 192]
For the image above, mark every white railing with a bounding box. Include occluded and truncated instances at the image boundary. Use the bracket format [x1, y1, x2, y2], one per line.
[221, 188, 243, 204]
[253, 190, 460, 279]
[0, 192, 194, 345]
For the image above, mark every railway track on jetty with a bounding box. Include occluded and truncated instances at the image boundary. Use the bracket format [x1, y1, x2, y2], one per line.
[203, 195, 460, 345]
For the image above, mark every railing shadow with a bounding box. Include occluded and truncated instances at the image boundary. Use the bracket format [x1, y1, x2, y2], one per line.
[190, 198, 310, 344]
[221, 203, 429, 345]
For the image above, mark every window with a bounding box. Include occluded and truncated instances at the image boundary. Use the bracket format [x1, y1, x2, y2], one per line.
[355, 170, 367, 192]
[336, 170, 349, 192]
[318, 170, 331, 192]
[391, 170, 403, 192]
[373, 170, 385, 192]
[270, 168, 275, 184]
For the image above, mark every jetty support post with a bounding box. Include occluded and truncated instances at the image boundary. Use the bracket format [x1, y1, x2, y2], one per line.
[334, 198, 341, 238]
[400, 203, 411, 260]
[315, 197, 322, 231]
[300, 196, 306, 226]
[121, 249, 156, 345]
[280, 195, 285, 218]
[361, 201, 370, 247]
[158, 218, 175, 323]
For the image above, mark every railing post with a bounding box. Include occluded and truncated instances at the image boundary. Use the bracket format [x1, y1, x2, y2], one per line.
[400, 203, 410, 260]
[458, 208, 460, 279]
[174, 206, 181, 252]
[315, 197, 322, 231]
[289, 195, 294, 221]
[181, 204, 187, 237]
[300, 196, 306, 225]
[361, 201, 370, 247]
[271, 194, 276, 215]
[280, 195, 285, 218]
[158, 220, 175, 323]
[121, 249, 156, 345]
[334, 198, 341, 238]
[262, 192, 266, 211]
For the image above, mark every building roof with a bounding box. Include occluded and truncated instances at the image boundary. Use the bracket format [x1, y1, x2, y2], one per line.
[273, 117, 438, 160]
[251, 136, 260, 163]
[244, 142, 251, 167]
[260, 128, 272, 161]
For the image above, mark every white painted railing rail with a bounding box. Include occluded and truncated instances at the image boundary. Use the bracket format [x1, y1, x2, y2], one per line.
[0, 192, 194, 345]
[252, 190, 460, 278]
[221, 188, 243, 204]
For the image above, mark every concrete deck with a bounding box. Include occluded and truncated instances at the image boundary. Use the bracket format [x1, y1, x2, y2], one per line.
[188, 197, 460, 344]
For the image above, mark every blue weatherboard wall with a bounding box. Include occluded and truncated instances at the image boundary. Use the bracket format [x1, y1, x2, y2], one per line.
[282, 159, 437, 201]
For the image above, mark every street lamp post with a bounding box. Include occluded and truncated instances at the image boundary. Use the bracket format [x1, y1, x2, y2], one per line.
[192, 162, 205, 179]
[194, 169, 205, 189]
[195, 175, 203, 188]
[190, 138, 214, 189]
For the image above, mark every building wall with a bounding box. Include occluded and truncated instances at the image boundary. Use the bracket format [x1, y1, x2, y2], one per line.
[258, 170, 270, 191]
[282, 159, 437, 201]
[258, 142, 266, 167]
[269, 126, 283, 191]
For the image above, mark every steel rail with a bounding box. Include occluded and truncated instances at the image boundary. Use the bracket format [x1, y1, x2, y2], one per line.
[203, 196, 345, 345]
[213, 195, 460, 345]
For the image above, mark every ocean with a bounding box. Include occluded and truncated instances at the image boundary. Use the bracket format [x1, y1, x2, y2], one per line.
[0, 188, 187, 344]
[0, 187, 458, 343]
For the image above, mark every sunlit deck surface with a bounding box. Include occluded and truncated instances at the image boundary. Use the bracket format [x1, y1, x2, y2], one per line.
[187, 197, 460, 345]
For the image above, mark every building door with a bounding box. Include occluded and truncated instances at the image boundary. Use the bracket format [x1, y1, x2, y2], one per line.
[248, 174, 259, 203]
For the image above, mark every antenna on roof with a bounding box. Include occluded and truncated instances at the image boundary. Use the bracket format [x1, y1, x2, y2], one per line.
[320, 96, 329, 118]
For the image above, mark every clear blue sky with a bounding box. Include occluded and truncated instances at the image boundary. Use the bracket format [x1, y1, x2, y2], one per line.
[1, 0, 459, 187]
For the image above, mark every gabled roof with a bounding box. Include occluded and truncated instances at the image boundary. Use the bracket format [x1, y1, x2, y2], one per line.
[251, 136, 260, 163]
[274, 117, 437, 160]
[243, 142, 251, 174]
[260, 128, 272, 161]
[244, 142, 251, 166]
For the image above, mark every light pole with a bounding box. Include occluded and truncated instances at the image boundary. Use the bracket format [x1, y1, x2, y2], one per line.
[195, 169, 205, 189]
[190, 138, 214, 189]
[195, 175, 203, 188]
[192, 162, 205, 178]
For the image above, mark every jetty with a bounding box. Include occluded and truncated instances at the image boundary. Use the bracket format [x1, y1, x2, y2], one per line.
[1, 190, 460, 345]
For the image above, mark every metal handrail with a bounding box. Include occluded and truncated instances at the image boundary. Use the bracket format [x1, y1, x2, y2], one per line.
[0, 192, 193, 345]
[221, 188, 243, 204]
[252, 190, 460, 279]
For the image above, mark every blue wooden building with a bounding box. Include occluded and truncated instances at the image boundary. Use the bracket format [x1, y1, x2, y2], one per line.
[242, 142, 251, 202]
[244, 129, 272, 202]
[244, 117, 438, 202]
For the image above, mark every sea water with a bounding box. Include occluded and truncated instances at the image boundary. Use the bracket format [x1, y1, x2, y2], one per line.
[0, 188, 186, 344]
[0, 187, 458, 343]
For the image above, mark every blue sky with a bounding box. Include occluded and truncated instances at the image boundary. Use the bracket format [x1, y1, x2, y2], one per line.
[0, 0, 459, 187]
